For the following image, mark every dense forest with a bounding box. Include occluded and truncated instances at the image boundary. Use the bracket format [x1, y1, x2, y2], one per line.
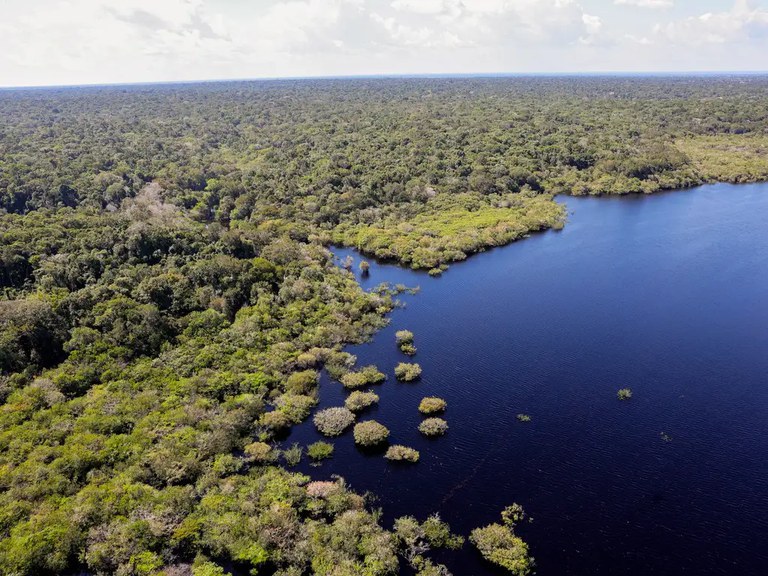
[1, 76, 767, 575]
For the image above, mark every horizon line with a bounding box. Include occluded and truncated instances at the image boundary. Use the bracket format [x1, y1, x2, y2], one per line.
[3, 70, 768, 91]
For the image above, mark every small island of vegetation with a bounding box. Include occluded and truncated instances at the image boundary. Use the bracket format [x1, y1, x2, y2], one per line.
[419, 397, 448, 414]
[385, 445, 421, 463]
[419, 418, 449, 437]
[396, 329, 418, 355]
[395, 362, 423, 382]
[353, 420, 391, 447]
[345, 390, 380, 412]
[308, 440, 335, 462]
[314, 407, 357, 437]
[471, 504, 534, 576]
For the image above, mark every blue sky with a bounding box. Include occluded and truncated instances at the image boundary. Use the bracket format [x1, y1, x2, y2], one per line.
[1, 0, 767, 87]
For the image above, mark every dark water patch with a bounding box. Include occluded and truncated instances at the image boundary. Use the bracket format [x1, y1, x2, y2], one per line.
[289, 183, 768, 576]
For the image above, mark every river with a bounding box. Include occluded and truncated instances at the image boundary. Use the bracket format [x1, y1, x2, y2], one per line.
[291, 182, 768, 576]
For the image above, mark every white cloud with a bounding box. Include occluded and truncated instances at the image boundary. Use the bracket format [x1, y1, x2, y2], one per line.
[0, 0, 766, 86]
[391, 0, 452, 14]
[655, 0, 768, 45]
[615, 0, 673, 8]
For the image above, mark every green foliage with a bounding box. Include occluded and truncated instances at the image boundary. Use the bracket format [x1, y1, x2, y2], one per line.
[192, 559, 227, 576]
[0, 297, 68, 373]
[385, 445, 420, 463]
[394, 363, 422, 382]
[1, 76, 766, 576]
[418, 397, 447, 415]
[285, 370, 319, 395]
[418, 418, 448, 437]
[676, 135, 768, 183]
[396, 330, 414, 344]
[314, 407, 356, 437]
[617, 388, 633, 400]
[275, 393, 317, 424]
[393, 514, 463, 573]
[399, 343, 417, 356]
[470, 524, 532, 575]
[335, 194, 565, 270]
[516, 414, 531, 423]
[470, 504, 533, 575]
[0, 211, 393, 574]
[353, 421, 390, 447]
[245, 441, 275, 463]
[396, 331, 417, 355]
[281, 443, 303, 467]
[308, 509, 399, 576]
[307, 441, 334, 461]
[261, 410, 292, 433]
[345, 390, 380, 413]
[340, 365, 386, 389]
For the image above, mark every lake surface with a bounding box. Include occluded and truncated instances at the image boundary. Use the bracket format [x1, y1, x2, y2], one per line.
[291, 182, 768, 576]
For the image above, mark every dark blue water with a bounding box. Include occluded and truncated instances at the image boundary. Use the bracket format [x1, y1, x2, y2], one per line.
[291, 182, 768, 576]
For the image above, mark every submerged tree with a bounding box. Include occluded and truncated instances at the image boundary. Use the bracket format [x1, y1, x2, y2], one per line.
[345, 390, 380, 412]
[419, 397, 447, 415]
[353, 420, 390, 447]
[470, 504, 533, 575]
[418, 418, 448, 437]
[314, 407, 356, 436]
[385, 445, 420, 463]
[395, 362, 422, 382]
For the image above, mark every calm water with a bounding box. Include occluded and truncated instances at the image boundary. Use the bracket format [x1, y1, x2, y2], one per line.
[291, 182, 768, 576]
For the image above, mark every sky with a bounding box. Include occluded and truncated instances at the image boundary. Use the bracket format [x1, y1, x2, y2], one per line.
[0, 0, 767, 87]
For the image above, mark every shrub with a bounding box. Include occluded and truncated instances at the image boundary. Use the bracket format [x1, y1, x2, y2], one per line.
[470, 504, 533, 575]
[275, 394, 317, 423]
[313, 407, 356, 436]
[325, 351, 357, 381]
[359, 260, 370, 274]
[306, 480, 341, 498]
[418, 397, 446, 415]
[353, 420, 390, 447]
[212, 453, 244, 476]
[396, 330, 414, 345]
[617, 388, 633, 400]
[340, 372, 368, 389]
[307, 441, 334, 461]
[396, 330, 417, 355]
[360, 365, 386, 384]
[470, 524, 532, 575]
[385, 445, 420, 463]
[393, 514, 464, 573]
[296, 351, 320, 368]
[285, 370, 318, 394]
[192, 560, 227, 576]
[244, 441, 274, 463]
[399, 343, 417, 355]
[340, 365, 386, 389]
[345, 390, 379, 412]
[260, 410, 291, 432]
[281, 443, 303, 466]
[418, 418, 448, 437]
[395, 362, 422, 382]
[516, 413, 531, 423]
